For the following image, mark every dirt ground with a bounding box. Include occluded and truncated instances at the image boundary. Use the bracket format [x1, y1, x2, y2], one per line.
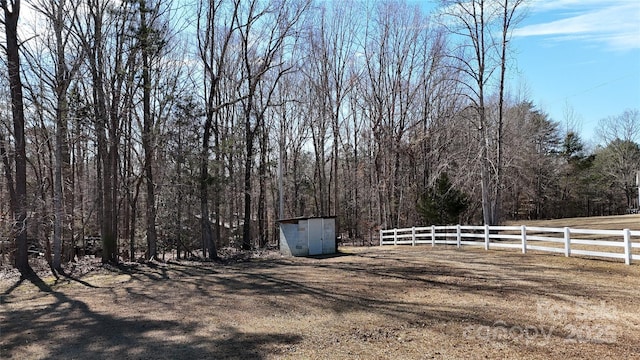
[1, 246, 639, 359]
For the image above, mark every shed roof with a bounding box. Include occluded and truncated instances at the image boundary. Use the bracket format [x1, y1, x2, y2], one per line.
[278, 216, 336, 224]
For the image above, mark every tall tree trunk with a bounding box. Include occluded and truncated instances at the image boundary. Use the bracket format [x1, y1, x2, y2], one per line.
[475, 0, 494, 226]
[87, 1, 118, 264]
[494, 0, 525, 224]
[258, 120, 268, 247]
[53, 98, 64, 269]
[140, 1, 157, 260]
[495, 6, 507, 226]
[196, 0, 241, 260]
[242, 126, 254, 250]
[212, 110, 221, 255]
[62, 107, 73, 263]
[200, 111, 217, 259]
[332, 120, 339, 217]
[51, 0, 75, 270]
[0, 133, 16, 214]
[2, 0, 32, 275]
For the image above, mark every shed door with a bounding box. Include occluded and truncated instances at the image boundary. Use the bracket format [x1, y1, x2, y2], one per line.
[322, 218, 335, 254]
[308, 218, 323, 255]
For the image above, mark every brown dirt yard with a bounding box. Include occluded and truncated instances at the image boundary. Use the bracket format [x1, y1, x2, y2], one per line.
[1, 246, 639, 359]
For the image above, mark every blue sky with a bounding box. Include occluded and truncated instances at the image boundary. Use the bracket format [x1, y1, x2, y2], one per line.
[511, 0, 640, 145]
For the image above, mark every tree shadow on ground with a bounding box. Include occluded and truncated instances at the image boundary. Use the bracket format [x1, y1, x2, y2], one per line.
[304, 251, 352, 260]
[0, 273, 301, 359]
[2, 247, 638, 358]
[165, 252, 594, 333]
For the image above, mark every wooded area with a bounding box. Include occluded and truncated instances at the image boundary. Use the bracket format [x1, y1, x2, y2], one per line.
[1, 0, 638, 273]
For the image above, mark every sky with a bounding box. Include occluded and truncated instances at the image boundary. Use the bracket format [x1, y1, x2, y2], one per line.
[510, 0, 640, 146]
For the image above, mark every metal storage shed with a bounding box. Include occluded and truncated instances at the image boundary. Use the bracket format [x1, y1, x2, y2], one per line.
[278, 216, 336, 256]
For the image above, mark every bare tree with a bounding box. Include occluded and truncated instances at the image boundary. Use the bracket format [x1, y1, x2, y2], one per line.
[562, 101, 583, 136]
[137, 0, 158, 259]
[494, 0, 526, 223]
[361, 1, 431, 228]
[597, 109, 640, 145]
[196, 0, 242, 259]
[308, 0, 361, 219]
[596, 109, 640, 209]
[79, 0, 140, 263]
[235, 0, 309, 250]
[272, 69, 312, 219]
[438, 0, 524, 225]
[1, 0, 32, 274]
[134, 0, 174, 260]
[28, 0, 85, 271]
[500, 101, 560, 219]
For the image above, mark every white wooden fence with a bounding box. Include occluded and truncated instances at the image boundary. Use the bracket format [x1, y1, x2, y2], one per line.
[380, 225, 640, 265]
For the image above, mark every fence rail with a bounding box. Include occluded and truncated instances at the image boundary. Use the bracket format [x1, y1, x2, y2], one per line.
[380, 225, 640, 265]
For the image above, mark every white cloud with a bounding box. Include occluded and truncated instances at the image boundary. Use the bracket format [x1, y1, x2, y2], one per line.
[525, 0, 620, 12]
[514, 1, 640, 51]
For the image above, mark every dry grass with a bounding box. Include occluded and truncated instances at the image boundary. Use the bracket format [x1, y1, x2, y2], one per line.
[507, 214, 640, 230]
[501, 214, 640, 257]
[1, 245, 639, 359]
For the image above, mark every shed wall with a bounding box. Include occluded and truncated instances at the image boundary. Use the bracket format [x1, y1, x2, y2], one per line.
[279, 221, 310, 256]
[279, 217, 336, 257]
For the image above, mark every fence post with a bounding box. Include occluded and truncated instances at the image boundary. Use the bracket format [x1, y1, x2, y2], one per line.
[564, 227, 571, 257]
[456, 224, 462, 248]
[624, 229, 632, 265]
[412, 227, 416, 246]
[393, 228, 398, 246]
[521, 225, 527, 254]
[431, 225, 436, 247]
[379, 229, 383, 246]
[484, 224, 490, 250]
